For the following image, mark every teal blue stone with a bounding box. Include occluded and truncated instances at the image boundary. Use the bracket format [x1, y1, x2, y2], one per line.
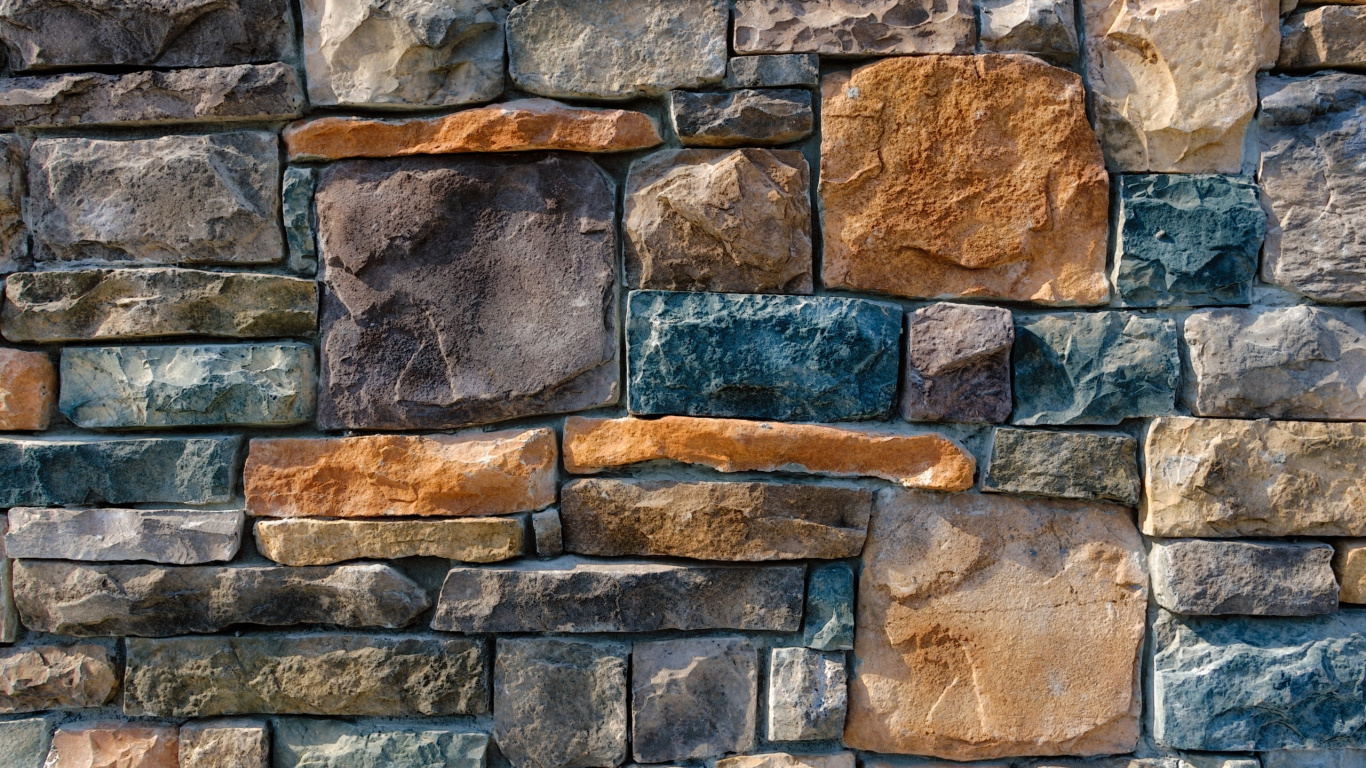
[802, 562, 854, 651]
[0, 436, 241, 506]
[626, 290, 901, 421]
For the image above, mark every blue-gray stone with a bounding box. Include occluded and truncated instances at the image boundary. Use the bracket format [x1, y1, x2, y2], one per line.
[626, 290, 901, 421]
[0, 716, 52, 768]
[1012, 312, 1180, 425]
[0, 435, 241, 506]
[723, 54, 819, 89]
[283, 166, 317, 274]
[274, 719, 489, 768]
[1264, 750, 1366, 768]
[802, 562, 854, 651]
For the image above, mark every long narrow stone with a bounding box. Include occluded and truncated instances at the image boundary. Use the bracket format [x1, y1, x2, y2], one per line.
[5, 508, 242, 564]
[0, 717, 54, 768]
[1334, 540, 1366, 603]
[274, 720, 489, 768]
[254, 518, 524, 566]
[0, 644, 119, 713]
[1150, 539, 1339, 616]
[0, 515, 14, 643]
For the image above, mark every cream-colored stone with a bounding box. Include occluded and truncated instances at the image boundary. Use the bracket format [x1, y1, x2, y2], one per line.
[0, 348, 56, 431]
[1333, 539, 1366, 603]
[255, 517, 524, 566]
[44, 723, 178, 768]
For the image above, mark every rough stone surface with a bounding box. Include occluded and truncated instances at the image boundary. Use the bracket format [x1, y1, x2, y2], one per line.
[43, 723, 178, 768]
[734, 0, 975, 55]
[123, 634, 489, 717]
[317, 153, 616, 429]
[983, 428, 1140, 505]
[1334, 540, 1366, 603]
[1280, 5, 1366, 70]
[1263, 751, 1366, 768]
[979, 0, 1079, 61]
[820, 55, 1109, 305]
[901, 303, 1013, 423]
[0, 516, 14, 644]
[0, 349, 55, 431]
[1013, 312, 1180, 425]
[803, 562, 855, 651]
[274, 720, 488, 768]
[494, 638, 628, 768]
[244, 429, 557, 518]
[282, 167, 317, 274]
[5, 507, 243, 564]
[767, 647, 847, 742]
[532, 510, 563, 558]
[432, 558, 804, 633]
[845, 489, 1147, 759]
[0, 717, 52, 768]
[724, 55, 819, 89]
[0, 136, 25, 273]
[59, 343, 316, 429]
[255, 518, 524, 566]
[1151, 539, 1337, 616]
[560, 478, 871, 561]
[670, 90, 813, 148]
[719, 755, 853, 768]
[0, 645, 118, 713]
[178, 721, 268, 768]
[13, 561, 430, 637]
[631, 637, 757, 763]
[626, 291, 900, 422]
[29, 133, 283, 267]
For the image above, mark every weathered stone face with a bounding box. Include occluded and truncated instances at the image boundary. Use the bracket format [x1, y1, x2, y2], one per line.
[0, 136, 25, 273]
[632, 637, 757, 763]
[734, 0, 975, 55]
[1263, 751, 1366, 768]
[901, 303, 1013, 423]
[0, 349, 55, 431]
[255, 518, 524, 566]
[1150, 539, 1338, 616]
[44, 723, 179, 768]
[316, 153, 617, 430]
[670, 90, 813, 148]
[0, 516, 14, 643]
[1334, 541, 1366, 603]
[5, 508, 243, 564]
[820, 55, 1109, 305]
[0, 717, 53, 768]
[720, 755, 854, 768]
[532, 509, 563, 558]
[724, 55, 819, 89]
[274, 720, 488, 768]
[767, 647, 847, 742]
[979, 0, 1079, 62]
[803, 562, 855, 651]
[179, 721, 269, 768]
[845, 489, 1147, 759]
[282, 167, 316, 274]
[0, 436, 241, 507]
[0, 645, 118, 713]
[983, 428, 1140, 505]
[1280, 5, 1366, 71]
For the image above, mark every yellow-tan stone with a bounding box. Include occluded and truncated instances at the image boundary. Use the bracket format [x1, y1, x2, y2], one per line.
[45, 723, 179, 768]
[254, 518, 525, 566]
[1333, 540, 1366, 604]
[0, 348, 56, 430]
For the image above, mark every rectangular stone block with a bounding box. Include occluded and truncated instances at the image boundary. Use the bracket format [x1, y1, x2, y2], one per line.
[632, 637, 757, 763]
[670, 90, 813, 148]
[255, 517, 523, 566]
[734, 0, 975, 55]
[1150, 539, 1338, 616]
[179, 720, 268, 768]
[0, 644, 118, 713]
[767, 647, 847, 741]
[0, 515, 14, 644]
[901, 303, 1013, 423]
[0, 349, 56, 431]
[803, 562, 854, 651]
[274, 720, 488, 768]
[983, 428, 1140, 506]
[282, 167, 316, 274]
[0, 136, 25, 273]
[721, 756, 854, 768]
[0, 716, 54, 768]
[1263, 751, 1366, 768]
[1334, 540, 1366, 603]
[532, 509, 563, 558]
[979, 0, 1080, 62]
[1280, 5, 1366, 70]
[724, 54, 819, 88]
[5, 508, 243, 564]
[44, 723, 178, 768]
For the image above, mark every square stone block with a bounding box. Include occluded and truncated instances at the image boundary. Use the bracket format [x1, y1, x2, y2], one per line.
[631, 637, 757, 763]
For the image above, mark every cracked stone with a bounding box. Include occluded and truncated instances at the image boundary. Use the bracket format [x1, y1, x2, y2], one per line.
[179, 721, 269, 768]
[5, 508, 243, 564]
[0, 645, 118, 714]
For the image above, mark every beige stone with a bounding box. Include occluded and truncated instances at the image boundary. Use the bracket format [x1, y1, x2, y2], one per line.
[1334, 540, 1366, 603]
[45, 723, 178, 768]
[820, 55, 1109, 305]
[717, 753, 855, 768]
[0, 349, 56, 430]
[255, 517, 524, 566]
[844, 489, 1147, 759]
[1280, 5, 1366, 70]
[178, 720, 268, 768]
[0, 645, 119, 713]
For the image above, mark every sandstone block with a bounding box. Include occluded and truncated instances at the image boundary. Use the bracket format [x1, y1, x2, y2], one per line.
[632, 637, 757, 763]
[178, 721, 268, 768]
[0, 717, 53, 768]
[719, 755, 853, 768]
[820, 55, 1109, 304]
[0, 516, 14, 644]
[0, 136, 25, 273]
[1264, 751, 1366, 768]
[983, 428, 1140, 505]
[767, 647, 847, 742]
[901, 303, 1013, 423]
[256, 518, 523, 566]
[979, 0, 1080, 62]
[245, 429, 556, 518]
[724, 55, 819, 89]
[0, 645, 118, 713]
[531, 509, 563, 558]
[282, 167, 317, 274]
[735, 0, 975, 55]
[803, 562, 855, 651]
[670, 90, 813, 148]
[626, 291, 900, 421]
[44, 723, 178, 768]
[29, 133, 283, 267]
[1150, 539, 1338, 616]
[1280, 5, 1366, 70]
[274, 720, 488, 768]
[1334, 541, 1366, 603]
[0, 349, 55, 431]
[5, 508, 243, 564]
[845, 489, 1147, 759]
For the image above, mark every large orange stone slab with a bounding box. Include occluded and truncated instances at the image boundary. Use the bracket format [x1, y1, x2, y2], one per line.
[820, 54, 1109, 305]
[0, 348, 55, 430]
[46, 722, 178, 768]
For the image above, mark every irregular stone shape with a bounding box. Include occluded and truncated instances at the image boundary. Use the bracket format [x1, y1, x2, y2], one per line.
[724, 55, 819, 89]
[901, 303, 1013, 423]
[123, 634, 488, 717]
[0, 349, 55, 431]
[494, 638, 628, 768]
[719, 755, 854, 768]
[302, 0, 504, 108]
[1113, 174, 1265, 307]
[5, 508, 243, 564]
[60, 343, 316, 429]
[560, 478, 871, 561]
[1280, 5, 1366, 70]
[1013, 312, 1179, 425]
[0, 645, 118, 713]
[0, 435, 241, 507]
[29, 133, 283, 267]
[0, 136, 25, 273]
[983, 428, 1140, 505]
[256, 518, 523, 566]
[13, 561, 430, 637]
[1334, 540, 1366, 603]
[670, 90, 813, 148]
[626, 291, 900, 421]
[632, 637, 757, 763]
[1258, 73, 1366, 302]
[0, 717, 53, 768]
[624, 149, 812, 294]
[1183, 306, 1366, 419]
[0, 516, 14, 644]
[803, 562, 854, 651]
[734, 0, 975, 55]
[531, 510, 562, 558]
[178, 721, 268, 768]
[282, 167, 317, 274]
[1263, 751, 1366, 768]
[1150, 539, 1338, 616]
[432, 558, 804, 633]
[507, 0, 727, 100]
[0, 64, 303, 129]
[767, 647, 847, 741]
[274, 720, 488, 768]
[845, 489, 1147, 759]
[44, 723, 178, 768]
[245, 429, 557, 518]
[979, 0, 1079, 62]
[820, 55, 1110, 305]
[1152, 611, 1366, 750]
[317, 154, 616, 429]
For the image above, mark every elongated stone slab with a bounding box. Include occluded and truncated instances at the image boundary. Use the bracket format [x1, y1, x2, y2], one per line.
[255, 518, 524, 566]
[670, 89, 813, 147]
[274, 720, 489, 768]
[282, 167, 316, 274]
[0, 516, 14, 643]
[13, 561, 429, 637]
[720, 755, 854, 768]
[179, 721, 269, 768]
[5, 508, 242, 564]
[0, 644, 118, 713]
[45, 723, 178, 768]
[734, 0, 975, 55]
[1150, 539, 1338, 616]
[1263, 752, 1366, 768]
[0, 349, 55, 430]
[804, 562, 854, 651]
[983, 428, 1140, 505]
[431, 558, 804, 633]
[124, 634, 489, 717]
[632, 637, 757, 763]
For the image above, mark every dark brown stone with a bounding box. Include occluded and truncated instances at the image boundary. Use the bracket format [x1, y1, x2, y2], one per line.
[901, 302, 1013, 423]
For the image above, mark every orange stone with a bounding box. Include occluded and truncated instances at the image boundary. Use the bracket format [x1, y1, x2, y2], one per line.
[562, 416, 975, 492]
[46, 722, 178, 768]
[0, 348, 56, 431]
[244, 428, 557, 518]
[284, 98, 663, 161]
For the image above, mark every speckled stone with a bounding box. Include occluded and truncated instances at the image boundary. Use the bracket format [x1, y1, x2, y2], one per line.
[0, 716, 53, 768]
[803, 562, 854, 651]
[631, 637, 757, 763]
[669, 89, 813, 147]
[766, 647, 847, 741]
[724, 55, 819, 89]
[983, 428, 1140, 505]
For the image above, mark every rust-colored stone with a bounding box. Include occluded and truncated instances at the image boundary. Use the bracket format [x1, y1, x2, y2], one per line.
[0, 348, 55, 431]
[46, 723, 178, 768]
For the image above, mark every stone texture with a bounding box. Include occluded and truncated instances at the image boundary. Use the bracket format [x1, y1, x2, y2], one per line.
[244, 429, 557, 518]
[1264, 751, 1366, 768]
[1280, 5, 1366, 70]
[274, 720, 488, 768]
[0, 645, 118, 713]
[560, 478, 871, 561]
[507, 0, 727, 100]
[43, 723, 178, 768]
[627, 291, 901, 421]
[0, 136, 25, 274]
[432, 558, 804, 633]
[563, 416, 976, 491]
[5, 507, 243, 564]
[532, 510, 563, 558]
[901, 303, 1013, 423]
[979, 0, 1080, 62]
[1150, 539, 1338, 616]
[0, 717, 53, 768]
[1113, 174, 1265, 307]
[734, 0, 975, 55]
[719, 755, 853, 768]
[724, 55, 819, 89]
[670, 90, 813, 148]
[1334, 540, 1366, 603]
[631, 637, 757, 763]
[317, 153, 616, 429]
[29, 133, 283, 267]
[282, 167, 317, 274]
[1, 268, 319, 343]
[767, 647, 847, 742]
[59, 343, 316, 429]
[494, 638, 628, 768]
[255, 518, 524, 566]
[178, 721, 268, 768]
[0, 349, 55, 431]
[803, 562, 855, 651]
[845, 489, 1147, 759]
[820, 55, 1110, 305]
[0, 516, 13, 644]
[123, 634, 488, 717]
[983, 428, 1140, 505]
[13, 561, 430, 637]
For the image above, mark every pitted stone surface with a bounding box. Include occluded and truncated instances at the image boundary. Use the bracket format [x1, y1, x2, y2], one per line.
[734, 0, 975, 55]
[0, 349, 55, 431]
[901, 303, 1013, 423]
[1280, 5, 1366, 71]
[44, 723, 179, 768]
[532, 510, 563, 558]
[670, 90, 813, 148]
[1150, 539, 1338, 616]
[255, 518, 524, 566]
[0, 136, 24, 273]
[767, 647, 847, 742]
[0, 645, 118, 713]
[631, 637, 757, 763]
[979, 0, 1079, 61]
[5, 507, 243, 564]
[720, 755, 854, 768]
[1335, 541, 1366, 603]
[282, 167, 316, 274]
[803, 562, 854, 651]
[0, 516, 14, 643]
[0, 717, 52, 768]
[274, 720, 488, 768]
[724, 55, 819, 89]
[983, 428, 1140, 505]
[178, 721, 269, 768]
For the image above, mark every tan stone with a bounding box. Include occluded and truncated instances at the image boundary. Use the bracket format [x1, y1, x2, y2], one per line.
[845, 489, 1147, 759]
[1280, 5, 1366, 71]
[562, 416, 975, 491]
[45, 723, 178, 768]
[1, 514, 15, 643]
[245, 428, 557, 518]
[717, 753, 855, 768]
[1143, 417, 1366, 537]
[178, 720, 268, 768]
[820, 55, 1109, 305]
[255, 517, 524, 566]
[0, 645, 118, 713]
[283, 99, 663, 161]
[0, 349, 55, 430]
[1334, 540, 1366, 603]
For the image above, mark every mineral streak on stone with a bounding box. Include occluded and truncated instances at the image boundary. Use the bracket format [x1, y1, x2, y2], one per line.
[59, 343, 317, 429]
[532, 510, 563, 558]
[256, 518, 524, 566]
[317, 153, 617, 430]
[804, 562, 855, 651]
[767, 647, 847, 742]
[0, 516, 14, 643]
[560, 478, 871, 561]
[1150, 539, 1338, 616]
[29, 132, 283, 267]
[274, 720, 489, 768]
[179, 721, 269, 768]
[44, 723, 179, 768]
[123, 634, 489, 717]
[983, 428, 1140, 506]
[0, 136, 24, 273]
[631, 637, 757, 763]
[820, 55, 1110, 305]
[626, 291, 901, 422]
[0, 645, 118, 713]
[13, 561, 430, 637]
[1280, 5, 1366, 71]
[1263, 752, 1366, 768]
[901, 303, 1013, 423]
[0, 349, 55, 431]
[5, 507, 244, 564]
[718, 755, 854, 768]
[1334, 541, 1366, 603]
[724, 55, 819, 89]
[670, 90, 814, 148]
[244, 429, 557, 518]
[734, 0, 975, 55]
[845, 489, 1147, 759]
[282, 167, 317, 274]
[0, 717, 53, 768]
[431, 558, 805, 633]
[979, 0, 1080, 62]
